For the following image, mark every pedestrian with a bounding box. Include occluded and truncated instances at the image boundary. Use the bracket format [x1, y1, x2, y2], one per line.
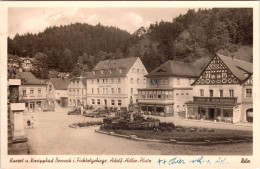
[27, 119, 31, 128]
[30, 116, 35, 128]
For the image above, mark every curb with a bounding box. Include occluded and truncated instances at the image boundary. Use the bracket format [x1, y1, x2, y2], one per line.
[95, 129, 253, 145]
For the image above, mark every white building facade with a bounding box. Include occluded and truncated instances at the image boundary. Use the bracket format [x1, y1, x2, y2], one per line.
[138, 60, 200, 116]
[86, 57, 148, 109]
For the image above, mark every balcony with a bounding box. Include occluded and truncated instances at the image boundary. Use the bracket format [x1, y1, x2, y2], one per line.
[193, 97, 237, 105]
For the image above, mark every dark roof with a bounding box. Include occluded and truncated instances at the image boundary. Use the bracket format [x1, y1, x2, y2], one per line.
[15, 72, 46, 85]
[217, 53, 253, 82]
[49, 78, 70, 90]
[87, 57, 139, 78]
[146, 60, 201, 78]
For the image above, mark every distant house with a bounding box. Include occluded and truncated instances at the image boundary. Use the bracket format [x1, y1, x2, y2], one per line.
[15, 72, 47, 113]
[20, 57, 33, 71]
[47, 78, 70, 107]
[68, 72, 90, 108]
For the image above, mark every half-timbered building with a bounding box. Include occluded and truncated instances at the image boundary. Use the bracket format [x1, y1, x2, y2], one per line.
[185, 54, 253, 123]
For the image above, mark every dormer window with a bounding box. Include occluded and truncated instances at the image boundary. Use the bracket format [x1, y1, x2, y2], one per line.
[132, 68, 135, 73]
[93, 71, 96, 75]
[119, 68, 123, 73]
[109, 69, 112, 73]
[101, 70, 104, 74]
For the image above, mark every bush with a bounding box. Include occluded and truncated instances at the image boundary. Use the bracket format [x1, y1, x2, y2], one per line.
[77, 121, 102, 127]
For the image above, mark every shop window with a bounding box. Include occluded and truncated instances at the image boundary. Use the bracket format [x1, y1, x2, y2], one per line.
[246, 88, 252, 97]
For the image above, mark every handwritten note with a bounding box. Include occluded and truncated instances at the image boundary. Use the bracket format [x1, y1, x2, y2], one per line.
[157, 156, 229, 165]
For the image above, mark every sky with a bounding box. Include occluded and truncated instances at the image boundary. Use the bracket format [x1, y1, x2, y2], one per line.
[8, 8, 193, 38]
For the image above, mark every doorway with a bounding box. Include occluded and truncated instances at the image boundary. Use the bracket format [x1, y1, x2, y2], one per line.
[104, 99, 107, 108]
[209, 108, 215, 119]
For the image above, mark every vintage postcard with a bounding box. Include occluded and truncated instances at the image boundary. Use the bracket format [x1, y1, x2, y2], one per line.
[0, 1, 259, 169]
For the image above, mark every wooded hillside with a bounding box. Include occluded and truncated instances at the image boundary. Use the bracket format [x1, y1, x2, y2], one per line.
[8, 8, 253, 76]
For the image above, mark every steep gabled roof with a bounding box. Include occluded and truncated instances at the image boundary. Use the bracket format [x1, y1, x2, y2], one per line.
[217, 53, 252, 82]
[15, 72, 46, 85]
[49, 78, 70, 90]
[145, 60, 201, 78]
[87, 57, 139, 78]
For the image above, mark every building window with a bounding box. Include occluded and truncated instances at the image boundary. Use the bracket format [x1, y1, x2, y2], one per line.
[77, 90, 79, 95]
[69, 89, 71, 93]
[102, 79, 105, 83]
[200, 89, 204, 97]
[118, 100, 122, 106]
[111, 100, 115, 106]
[111, 88, 114, 94]
[186, 93, 189, 95]
[23, 90, 26, 96]
[119, 69, 123, 73]
[246, 88, 252, 97]
[97, 88, 100, 94]
[169, 91, 173, 98]
[117, 78, 121, 83]
[229, 89, 234, 97]
[93, 71, 96, 75]
[91, 79, 94, 84]
[92, 99, 95, 105]
[137, 78, 140, 84]
[131, 88, 133, 95]
[142, 69, 145, 74]
[143, 78, 146, 84]
[38, 90, 41, 96]
[111, 78, 114, 83]
[132, 68, 135, 73]
[209, 90, 213, 97]
[103, 88, 105, 94]
[97, 99, 100, 105]
[97, 79, 99, 83]
[219, 89, 223, 97]
[30, 90, 34, 95]
[176, 93, 179, 96]
[91, 88, 94, 94]
[109, 69, 112, 73]
[101, 70, 104, 74]
[73, 81, 75, 86]
[131, 78, 134, 84]
[77, 81, 79, 86]
[164, 78, 168, 85]
[137, 69, 139, 73]
[177, 78, 180, 85]
[118, 88, 121, 94]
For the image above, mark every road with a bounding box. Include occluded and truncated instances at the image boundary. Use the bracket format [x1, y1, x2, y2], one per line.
[23, 107, 252, 155]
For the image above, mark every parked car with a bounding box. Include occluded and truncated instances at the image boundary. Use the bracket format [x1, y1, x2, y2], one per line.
[67, 108, 81, 115]
[85, 108, 110, 118]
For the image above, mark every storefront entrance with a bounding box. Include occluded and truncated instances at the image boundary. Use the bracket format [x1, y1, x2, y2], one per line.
[209, 108, 215, 119]
[246, 108, 253, 123]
